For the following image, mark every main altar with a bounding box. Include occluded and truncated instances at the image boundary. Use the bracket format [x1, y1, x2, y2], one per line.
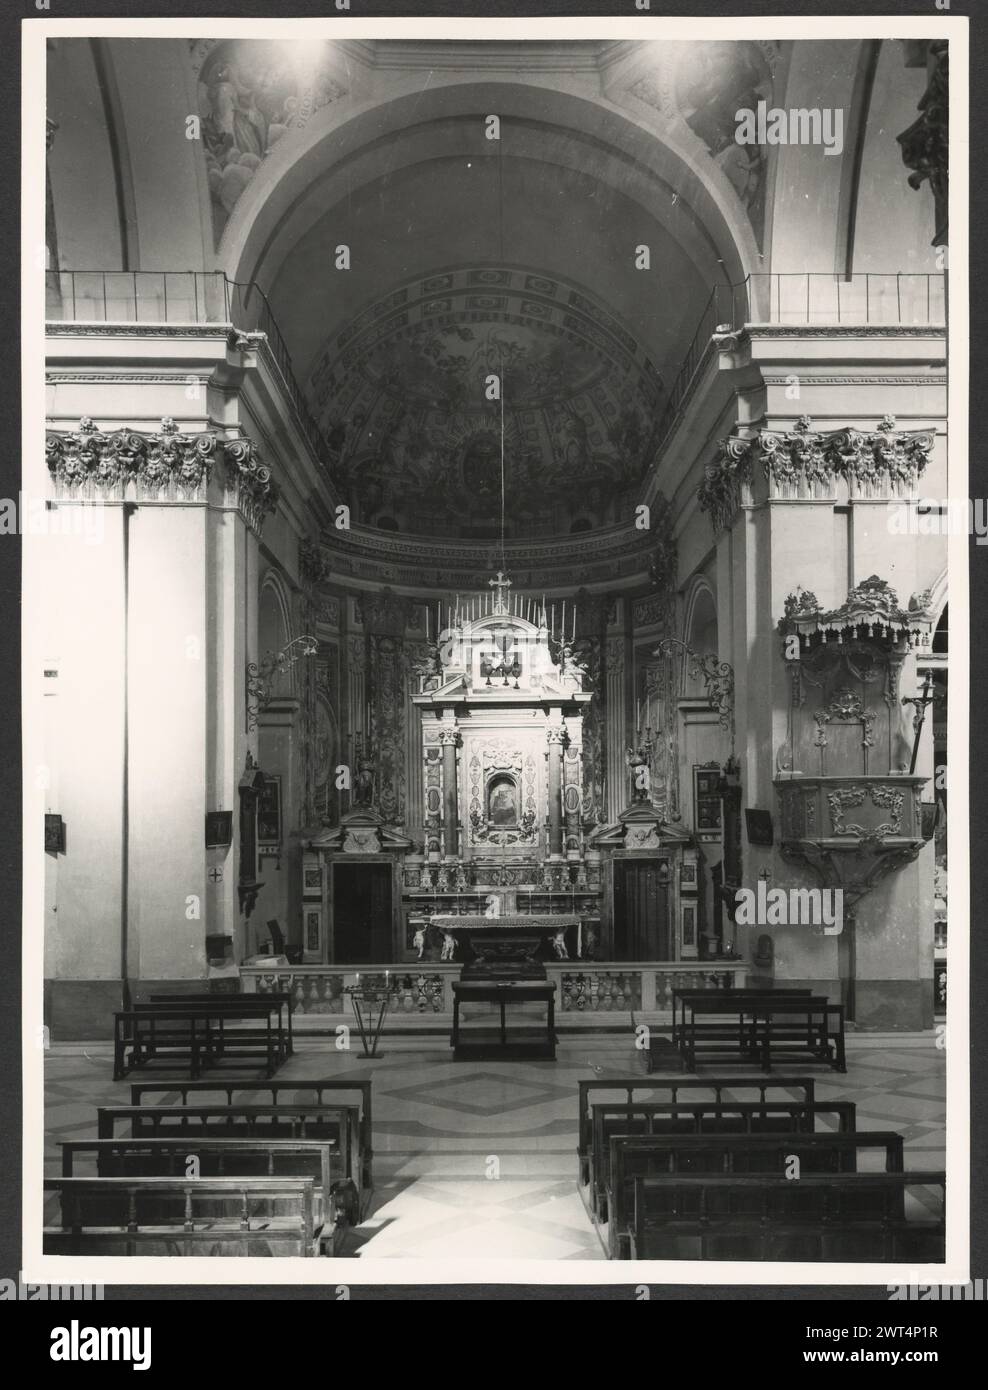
[303, 570, 701, 967]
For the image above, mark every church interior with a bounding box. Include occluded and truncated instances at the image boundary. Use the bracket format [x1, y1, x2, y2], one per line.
[37, 33, 952, 1264]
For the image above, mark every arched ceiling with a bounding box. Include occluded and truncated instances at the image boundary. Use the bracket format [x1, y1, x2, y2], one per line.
[219, 50, 774, 540]
[306, 264, 665, 539]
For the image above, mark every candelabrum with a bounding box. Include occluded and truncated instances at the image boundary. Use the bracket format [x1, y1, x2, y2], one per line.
[246, 636, 318, 731]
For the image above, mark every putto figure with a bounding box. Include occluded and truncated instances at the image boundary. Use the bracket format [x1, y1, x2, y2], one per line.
[440, 931, 457, 962]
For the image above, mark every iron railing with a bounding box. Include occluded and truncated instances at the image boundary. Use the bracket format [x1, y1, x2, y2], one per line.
[47, 268, 946, 472]
[46, 270, 328, 463]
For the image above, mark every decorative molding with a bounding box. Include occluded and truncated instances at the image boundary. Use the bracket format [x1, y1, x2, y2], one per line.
[299, 537, 331, 587]
[697, 436, 753, 535]
[778, 575, 937, 651]
[223, 436, 278, 532]
[743, 325, 945, 339]
[700, 416, 934, 532]
[760, 375, 947, 387]
[46, 416, 216, 499]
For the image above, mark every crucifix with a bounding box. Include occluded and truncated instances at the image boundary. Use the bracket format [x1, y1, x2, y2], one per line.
[488, 570, 512, 616]
[901, 670, 937, 775]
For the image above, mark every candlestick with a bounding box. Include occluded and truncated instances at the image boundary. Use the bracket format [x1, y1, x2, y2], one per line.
[561, 600, 566, 637]
[426, 605, 430, 641]
[572, 605, 576, 642]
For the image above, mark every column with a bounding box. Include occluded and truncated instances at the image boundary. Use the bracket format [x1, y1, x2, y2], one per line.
[546, 711, 566, 859]
[439, 722, 459, 859]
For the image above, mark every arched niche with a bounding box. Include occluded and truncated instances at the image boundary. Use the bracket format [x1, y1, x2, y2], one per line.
[682, 580, 719, 700]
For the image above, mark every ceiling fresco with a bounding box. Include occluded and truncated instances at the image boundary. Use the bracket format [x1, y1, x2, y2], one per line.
[311, 267, 666, 540]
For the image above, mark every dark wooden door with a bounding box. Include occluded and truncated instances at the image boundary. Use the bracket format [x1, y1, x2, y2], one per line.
[613, 860, 670, 961]
[332, 863, 393, 963]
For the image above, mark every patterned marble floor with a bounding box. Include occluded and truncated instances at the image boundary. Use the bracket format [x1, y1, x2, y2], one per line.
[43, 1034, 947, 1260]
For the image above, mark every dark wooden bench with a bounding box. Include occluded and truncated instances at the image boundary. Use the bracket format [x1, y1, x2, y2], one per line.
[629, 1171, 946, 1262]
[671, 989, 814, 1049]
[58, 1138, 347, 1252]
[43, 1175, 319, 1256]
[677, 993, 846, 1072]
[577, 1075, 817, 1188]
[113, 1003, 287, 1081]
[605, 1130, 905, 1259]
[127, 1078, 373, 1190]
[588, 1099, 856, 1223]
[96, 1102, 364, 1221]
[147, 992, 295, 1057]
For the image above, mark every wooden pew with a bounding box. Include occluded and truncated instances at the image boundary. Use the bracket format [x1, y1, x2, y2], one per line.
[629, 1171, 946, 1261]
[671, 988, 814, 1050]
[44, 1175, 320, 1256]
[58, 1138, 347, 1252]
[678, 993, 847, 1072]
[113, 1003, 287, 1081]
[148, 992, 295, 1057]
[127, 1078, 373, 1190]
[588, 1099, 856, 1223]
[134, 998, 291, 1068]
[577, 1075, 817, 1189]
[605, 1130, 905, 1259]
[97, 1102, 364, 1221]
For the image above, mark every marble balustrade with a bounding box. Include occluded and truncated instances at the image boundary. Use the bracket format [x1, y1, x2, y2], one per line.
[240, 961, 747, 1025]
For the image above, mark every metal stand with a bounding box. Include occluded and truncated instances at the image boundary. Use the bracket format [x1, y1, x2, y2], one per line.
[346, 988, 389, 1058]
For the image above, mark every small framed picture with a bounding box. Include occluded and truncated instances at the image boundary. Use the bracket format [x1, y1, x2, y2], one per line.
[303, 866, 323, 892]
[680, 861, 697, 888]
[745, 808, 774, 847]
[44, 813, 66, 854]
[257, 775, 282, 845]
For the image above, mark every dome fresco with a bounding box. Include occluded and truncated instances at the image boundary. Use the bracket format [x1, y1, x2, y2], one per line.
[310, 267, 665, 539]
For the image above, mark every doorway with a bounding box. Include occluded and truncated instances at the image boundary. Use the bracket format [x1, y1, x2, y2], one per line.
[332, 863, 393, 963]
[613, 860, 671, 960]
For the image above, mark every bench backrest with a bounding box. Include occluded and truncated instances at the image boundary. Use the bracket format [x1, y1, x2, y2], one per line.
[126, 1079, 373, 1187]
[60, 1138, 337, 1197]
[577, 1076, 817, 1161]
[95, 1103, 362, 1189]
[589, 1100, 856, 1203]
[633, 1170, 945, 1235]
[605, 1131, 905, 1254]
[44, 1176, 316, 1255]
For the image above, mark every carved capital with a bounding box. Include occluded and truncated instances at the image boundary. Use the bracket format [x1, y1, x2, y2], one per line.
[45, 416, 217, 499]
[224, 436, 278, 532]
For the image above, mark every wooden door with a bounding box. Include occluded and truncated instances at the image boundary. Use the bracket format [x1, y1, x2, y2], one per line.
[613, 860, 670, 961]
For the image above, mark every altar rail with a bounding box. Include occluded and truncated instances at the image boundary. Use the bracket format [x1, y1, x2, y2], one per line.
[240, 962, 748, 1027]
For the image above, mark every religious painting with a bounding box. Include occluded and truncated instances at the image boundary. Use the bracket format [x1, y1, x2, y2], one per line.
[487, 773, 519, 826]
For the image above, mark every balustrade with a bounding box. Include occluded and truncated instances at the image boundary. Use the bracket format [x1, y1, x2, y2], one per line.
[242, 961, 747, 1024]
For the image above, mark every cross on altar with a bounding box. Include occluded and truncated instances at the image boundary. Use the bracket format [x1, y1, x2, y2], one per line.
[488, 570, 512, 615]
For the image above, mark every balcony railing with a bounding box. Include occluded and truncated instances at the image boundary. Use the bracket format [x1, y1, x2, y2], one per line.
[46, 269, 329, 464]
[654, 271, 946, 453]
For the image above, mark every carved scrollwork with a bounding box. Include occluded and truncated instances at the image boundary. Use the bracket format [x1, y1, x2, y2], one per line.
[46, 416, 218, 498]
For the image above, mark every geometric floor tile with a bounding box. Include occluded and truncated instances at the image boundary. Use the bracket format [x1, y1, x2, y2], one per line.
[41, 1033, 947, 1261]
